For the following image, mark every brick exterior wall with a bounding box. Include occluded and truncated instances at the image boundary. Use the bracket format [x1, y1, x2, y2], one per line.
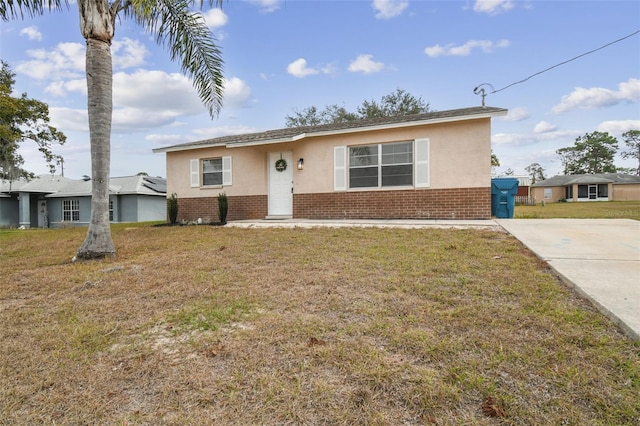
[173, 187, 490, 222]
[176, 195, 267, 222]
[294, 187, 491, 220]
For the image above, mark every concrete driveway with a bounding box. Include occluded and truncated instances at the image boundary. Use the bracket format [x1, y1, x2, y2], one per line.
[497, 219, 640, 341]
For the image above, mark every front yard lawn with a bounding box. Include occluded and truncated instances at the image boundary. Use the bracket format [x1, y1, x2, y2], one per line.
[1, 225, 638, 424]
[515, 200, 640, 220]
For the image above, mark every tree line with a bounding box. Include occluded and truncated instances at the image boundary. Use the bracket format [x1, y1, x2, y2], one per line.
[517, 130, 640, 185]
[556, 130, 639, 176]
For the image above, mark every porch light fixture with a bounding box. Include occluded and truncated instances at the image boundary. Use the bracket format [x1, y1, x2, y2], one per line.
[297, 158, 304, 170]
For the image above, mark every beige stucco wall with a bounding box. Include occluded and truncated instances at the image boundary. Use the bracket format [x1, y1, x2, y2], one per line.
[163, 117, 492, 198]
[531, 186, 565, 202]
[532, 182, 640, 202]
[613, 183, 640, 201]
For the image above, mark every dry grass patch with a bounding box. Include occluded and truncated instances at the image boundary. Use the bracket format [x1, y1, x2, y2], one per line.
[0, 225, 638, 425]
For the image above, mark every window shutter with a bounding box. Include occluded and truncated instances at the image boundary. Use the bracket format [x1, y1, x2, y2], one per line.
[222, 156, 232, 186]
[334, 146, 346, 191]
[415, 138, 430, 188]
[190, 159, 199, 187]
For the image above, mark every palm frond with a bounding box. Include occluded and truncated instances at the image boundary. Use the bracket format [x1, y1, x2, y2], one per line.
[1, 0, 66, 21]
[126, 0, 224, 118]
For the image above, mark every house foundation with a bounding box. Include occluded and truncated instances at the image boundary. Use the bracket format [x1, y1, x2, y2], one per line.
[175, 187, 491, 222]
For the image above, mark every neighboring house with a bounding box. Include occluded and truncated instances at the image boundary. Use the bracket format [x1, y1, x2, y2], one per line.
[515, 176, 531, 197]
[153, 106, 507, 221]
[0, 174, 167, 228]
[531, 173, 640, 202]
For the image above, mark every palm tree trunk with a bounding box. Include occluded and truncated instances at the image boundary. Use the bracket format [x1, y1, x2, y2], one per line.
[76, 0, 116, 259]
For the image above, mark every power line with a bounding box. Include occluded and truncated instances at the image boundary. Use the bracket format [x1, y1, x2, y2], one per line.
[474, 28, 640, 98]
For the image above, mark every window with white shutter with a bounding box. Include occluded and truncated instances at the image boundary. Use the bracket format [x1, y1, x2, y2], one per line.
[414, 138, 430, 188]
[222, 156, 232, 186]
[334, 146, 346, 191]
[190, 159, 199, 187]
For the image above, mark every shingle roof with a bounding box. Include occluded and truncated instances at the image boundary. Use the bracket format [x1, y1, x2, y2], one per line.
[0, 175, 75, 193]
[0, 175, 166, 197]
[532, 173, 640, 187]
[46, 175, 167, 197]
[153, 106, 508, 153]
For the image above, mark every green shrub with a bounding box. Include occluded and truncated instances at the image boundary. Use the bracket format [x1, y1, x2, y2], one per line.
[218, 192, 228, 225]
[168, 193, 178, 224]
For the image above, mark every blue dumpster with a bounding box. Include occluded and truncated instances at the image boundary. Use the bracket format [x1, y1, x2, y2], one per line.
[491, 178, 519, 218]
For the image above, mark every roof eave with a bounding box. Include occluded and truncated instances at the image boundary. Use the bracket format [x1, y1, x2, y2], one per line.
[155, 108, 508, 152]
[301, 109, 507, 141]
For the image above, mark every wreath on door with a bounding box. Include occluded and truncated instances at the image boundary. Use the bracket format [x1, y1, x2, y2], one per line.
[275, 158, 287, 172]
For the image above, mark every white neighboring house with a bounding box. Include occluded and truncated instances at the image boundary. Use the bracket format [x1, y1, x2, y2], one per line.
[0, 175, 167, 228]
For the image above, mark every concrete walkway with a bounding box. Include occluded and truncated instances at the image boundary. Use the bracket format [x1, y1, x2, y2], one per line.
[497, 219, 640, 341]
[226, 217, 640, 341]
[227, 218, 501, 230]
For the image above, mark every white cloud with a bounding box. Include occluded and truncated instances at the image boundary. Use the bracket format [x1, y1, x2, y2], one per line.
[492, 132, 537, 146]
[16, 38, 149, 82]
[202, 8, 228, 28]
[112, 38, 149, 69]
[111, 108, 184, 132]
[372, 0, 409, 19]
[45, 79, 86, 97]
[424, 39, 509, 57]
[16, 42, 85, 80]
[287, 58, 319, 78]
[552, 78, 640, 113]
[20, 26, 42, 41]
[596, 120, 640, 136]
[493, 129, 580, 146]
[223, 77, 253, 108]
[145, 134, 189, 146]
[501, 107, 530, 122]
[473, 0, 515, 15]
[247, 0, 282, 13]
[113, 69, 203, 114]
[348, 54, 385, 74]
[49, 107, 88, 132]
[534, 121, 558, 134]
[40, 69, 213, 133]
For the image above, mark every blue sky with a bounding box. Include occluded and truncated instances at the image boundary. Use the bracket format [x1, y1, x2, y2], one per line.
[1, 0, 639, 180]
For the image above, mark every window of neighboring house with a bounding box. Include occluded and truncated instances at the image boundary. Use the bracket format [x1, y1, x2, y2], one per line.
[544, 188, 552, 199]
[578, 185, 588, 198]
[565, 185, 573, 199]
[62, 199, 79, 221]
[202, 158, 223, 186]
[598, 184, 608, 198]
[349, 141, 413, 188]
[109, 199, 114, 221]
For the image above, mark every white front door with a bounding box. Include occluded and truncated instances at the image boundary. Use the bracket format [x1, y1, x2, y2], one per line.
[268, 151, 293, 217]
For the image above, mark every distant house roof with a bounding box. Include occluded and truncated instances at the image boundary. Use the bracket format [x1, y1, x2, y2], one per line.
[0, 175, 166, 197]
[153, 106, 508, 153]
[532, 173, 640, 187]
[514, 176, 531, 187]
[0, 175, 75, 194]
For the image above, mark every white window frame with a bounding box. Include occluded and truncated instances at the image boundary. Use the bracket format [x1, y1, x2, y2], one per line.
[335, 139, 429, 191]
[62, 199, 79, 222]
[348, 141, 414, 189]
[190, 156, 232, 188]
[202, 158, 223, 186]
